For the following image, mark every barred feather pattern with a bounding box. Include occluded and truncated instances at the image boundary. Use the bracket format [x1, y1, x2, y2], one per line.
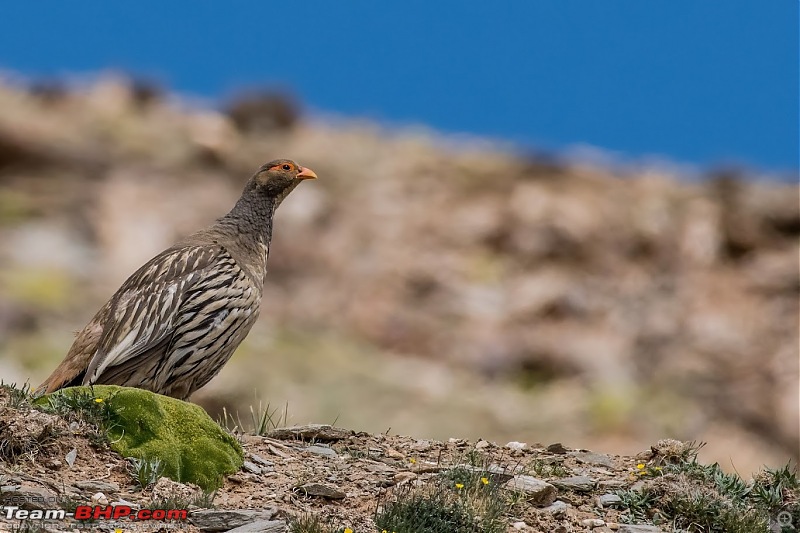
[74, 244, 262, 399]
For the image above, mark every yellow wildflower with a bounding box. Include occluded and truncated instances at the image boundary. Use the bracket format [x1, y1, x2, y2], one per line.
[409, 458, 416, 464]
[94, 398, 104, 403]
[344, 529, 353, 533]
[481, 477, 489, 485]
[455, 483, 464, 489]
[636, 463, 645, 470]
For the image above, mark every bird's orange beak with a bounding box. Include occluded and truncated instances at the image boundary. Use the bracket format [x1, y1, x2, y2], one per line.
[297, 166, 318, 180]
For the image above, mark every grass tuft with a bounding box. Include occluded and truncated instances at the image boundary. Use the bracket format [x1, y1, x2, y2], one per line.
[219, 401, 289, 436]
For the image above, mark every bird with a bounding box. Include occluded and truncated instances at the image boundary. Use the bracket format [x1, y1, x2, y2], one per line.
[36, 159, 317, 400]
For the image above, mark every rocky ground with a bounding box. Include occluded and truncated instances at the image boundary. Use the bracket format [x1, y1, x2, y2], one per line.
[0, 74, 797, 477]
[1, 386, 798, 533]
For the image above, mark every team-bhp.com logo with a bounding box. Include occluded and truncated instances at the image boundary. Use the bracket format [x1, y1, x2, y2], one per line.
[4, 505, 187, 521]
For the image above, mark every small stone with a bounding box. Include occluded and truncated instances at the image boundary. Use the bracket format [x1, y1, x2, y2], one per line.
[228, 475, 244, 484]
[552, 475, 596, 492]
[249, 453, 274, 467]
[294, 483, 346, 500]
[393, 472, 417, 485]
[74, 480, 120, 493]
[607, 523, 620, 531]
[572, 451, 615, 468]
[189, 509, 278, 532]
[385, 448, 405, 459]
[243, 461, 262, 475]
[546, 442, 569, 454]
[504, 475, 557, 507]
[475, 440, 491, 450]
[582, 518, 605, 527]
[305, 445, 338, 458]
[511, 521, 529, 529]
[506, 441, 528, 451]
[618, 526, 662, 533]
[65, 448, 77, 467]
[599, 493, 623, 508]
[91, 492, 108, 506]
[542, 500, 569, 516]
[226, 520, 287, 533]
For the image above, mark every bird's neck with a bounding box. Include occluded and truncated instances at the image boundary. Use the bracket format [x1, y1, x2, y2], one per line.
[213, 189, 280, 281]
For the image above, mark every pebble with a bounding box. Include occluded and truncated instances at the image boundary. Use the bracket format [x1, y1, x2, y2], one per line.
[542, 500, 569, 516]
[598, 493, 623, 507]
[474, 439, 491, 449]
[505, 441, 528, 450]
[91, 492, 108, 506]
[546, 442, 569, 454]
[393, 472, 417, 484]
[511, 521, 529, 529]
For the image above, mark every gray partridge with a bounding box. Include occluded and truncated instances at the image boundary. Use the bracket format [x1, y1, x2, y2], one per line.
[36, 159, 317, 400]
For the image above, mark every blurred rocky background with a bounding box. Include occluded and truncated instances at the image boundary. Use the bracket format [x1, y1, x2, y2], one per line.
[0, 75, 797, 475]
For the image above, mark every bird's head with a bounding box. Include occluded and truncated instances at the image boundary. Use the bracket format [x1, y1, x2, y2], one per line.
[251, 159, 317, 202]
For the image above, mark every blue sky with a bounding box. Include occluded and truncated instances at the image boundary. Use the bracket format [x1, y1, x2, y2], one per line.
[2, 2, 798, 175]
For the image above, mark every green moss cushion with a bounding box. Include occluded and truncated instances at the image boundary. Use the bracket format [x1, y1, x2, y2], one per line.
[37, 385, 243, 490]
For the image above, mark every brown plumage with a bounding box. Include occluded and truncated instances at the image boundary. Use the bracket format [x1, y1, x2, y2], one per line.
[36, 159, 317, 400]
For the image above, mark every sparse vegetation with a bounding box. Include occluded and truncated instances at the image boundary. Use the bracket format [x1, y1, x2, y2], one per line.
[219, 401, 289, 436]
[376, 461, 509, 533]
[616, 441, 799, 532]
[147, 490, 216, 510]
[35, 386, 120, 447]
[288, 513, 348, 533]
[128, 456, 164, 489]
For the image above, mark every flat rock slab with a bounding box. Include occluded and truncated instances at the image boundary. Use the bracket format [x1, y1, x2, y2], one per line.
[189, 509, 277, 532]
[619, 525, 663, 533]
[304, 444, 338, 458]
[293, 483, 346, 500]
[227, 520, 287, 533]
[267, 424, 353, 442]
[552, 475, 596, 492]
[73, 480, 120, 493]
[0, 485, 57, 511]
[599, 493, 623, 507]
[571, 451, 615, 468]
[503, 475, 557, 507]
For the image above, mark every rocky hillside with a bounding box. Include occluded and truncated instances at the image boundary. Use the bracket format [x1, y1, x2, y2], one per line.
[0, 74, 797, 475]
[1, 385, 797, 533]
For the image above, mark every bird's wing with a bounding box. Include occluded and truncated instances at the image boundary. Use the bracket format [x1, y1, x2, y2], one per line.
[82, 244, 226, 386]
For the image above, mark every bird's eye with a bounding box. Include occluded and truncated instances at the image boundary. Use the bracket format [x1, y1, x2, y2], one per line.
[282, 164, 291, 171]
